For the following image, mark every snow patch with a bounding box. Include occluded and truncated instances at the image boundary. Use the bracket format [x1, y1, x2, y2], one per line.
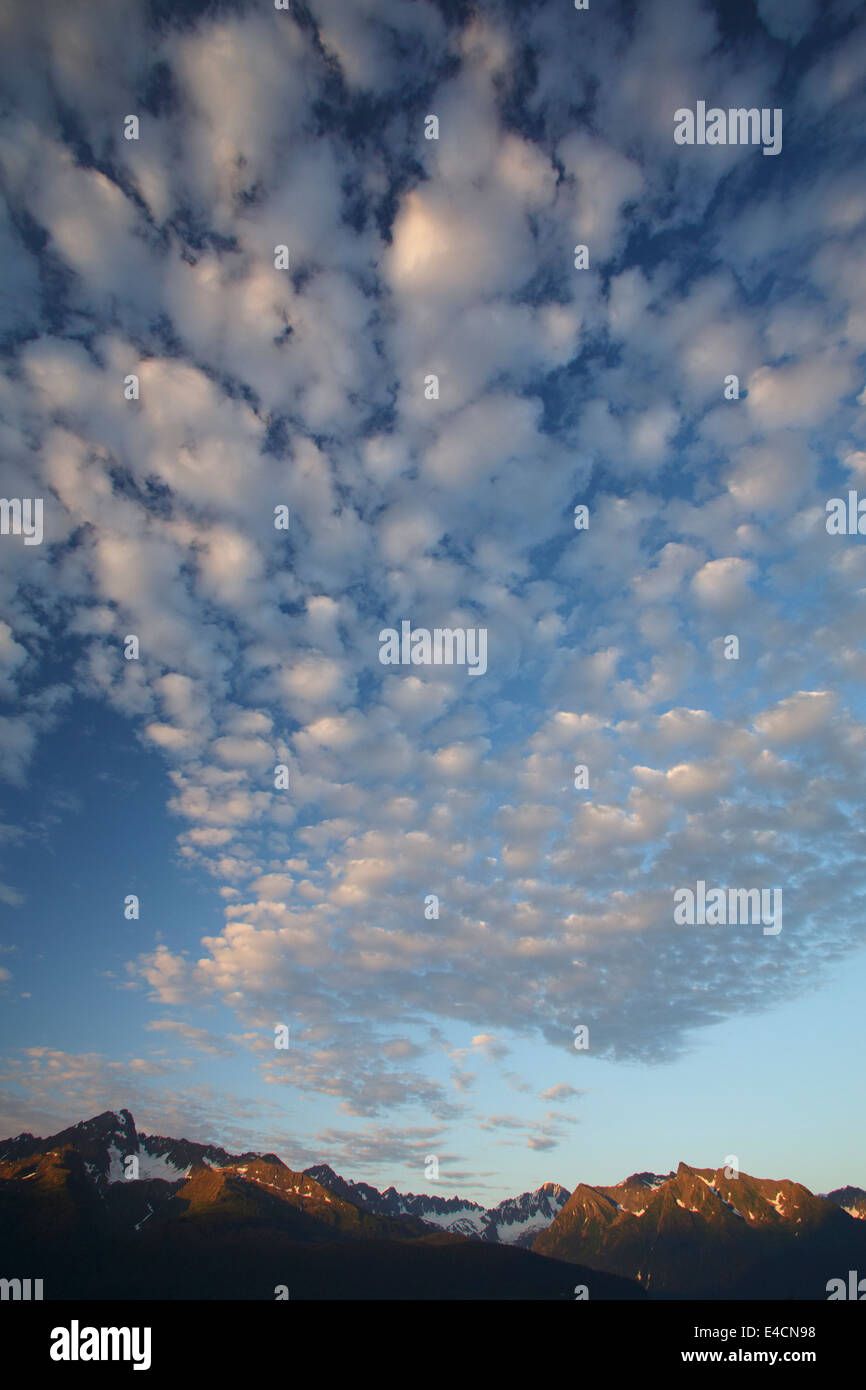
[138, 1152, 191, 1182]
[106, 1144, 191, 1184]
[494, 1212, 555, 1244]
[763, 1190, 786, 1214]
[134, 1204, 153, 1231]
[419, 1206, 487, 1236]
[107, 1145, 126, 1183]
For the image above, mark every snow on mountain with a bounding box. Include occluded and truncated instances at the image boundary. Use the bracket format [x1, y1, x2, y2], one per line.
[824, 1186, 866, 1219]
[404, 1202, 488, 1237]
[105, 1143, 192, 1184]
[5, 1108, 863, 1275]
[483, 1182, 571, 1247]
[0, 1109, 268, 1193]
[304, 1165, 570, 1245]
[534, 1161, 866, 1298]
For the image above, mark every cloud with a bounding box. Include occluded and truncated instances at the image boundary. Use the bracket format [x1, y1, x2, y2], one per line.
[756, 0, 821, 44]
[2, 0, 866, 1143]
[754, 691, 836, 745]
[144, 1021, 236, 1058]
[691, 557, 758, 610]
[540, 1084, 586, 1103]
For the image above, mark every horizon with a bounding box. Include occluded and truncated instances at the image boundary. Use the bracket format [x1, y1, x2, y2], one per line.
[3, 1102, 859, 1206]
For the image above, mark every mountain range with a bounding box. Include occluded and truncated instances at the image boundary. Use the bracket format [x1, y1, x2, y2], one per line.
[1, 1109, 862, 1300]
[305, 1163, 570, 1246]
[534, 1163, 866, 1299]
[0, 1110, 634, 1300]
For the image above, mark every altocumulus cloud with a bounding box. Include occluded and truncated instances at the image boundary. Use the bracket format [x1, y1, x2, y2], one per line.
[1, 0, 866, 1152]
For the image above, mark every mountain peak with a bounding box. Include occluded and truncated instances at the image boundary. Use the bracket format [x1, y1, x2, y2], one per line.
[306, 1163, 339, 1181]
[617, 1170, 673, 1190]
[76, 1109, 138, 1145]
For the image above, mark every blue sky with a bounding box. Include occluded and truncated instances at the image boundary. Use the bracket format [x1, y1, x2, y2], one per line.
[1, 0, 865, 1205]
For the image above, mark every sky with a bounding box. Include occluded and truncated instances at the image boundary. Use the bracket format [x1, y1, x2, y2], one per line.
[0, 0, 865, 1207]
